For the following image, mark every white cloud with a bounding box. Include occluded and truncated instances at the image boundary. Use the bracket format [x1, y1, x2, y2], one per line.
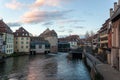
[21, 9, 72, 24]
[5, 0, 23, 10]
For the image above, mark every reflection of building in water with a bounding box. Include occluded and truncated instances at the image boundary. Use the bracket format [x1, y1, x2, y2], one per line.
[27, 57, 58, 80]
[43, 59, 57, 78]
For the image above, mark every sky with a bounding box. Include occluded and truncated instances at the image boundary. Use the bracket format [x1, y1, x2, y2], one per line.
[0, 0, 118, 37]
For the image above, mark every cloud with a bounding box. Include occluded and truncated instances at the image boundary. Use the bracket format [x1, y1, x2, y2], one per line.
[59, 26, 65, 28]
[58, 19, 85, 24]
[75, 26, 85, 28]
[68, 29, 73, 33]
[7, 22, 21, 27]
[21, 9, 73, 24]
[42, 22, 53, 26]
[32, 0, 60, 8]
[5, 0, 23, 10]
[32, 0, 44, 7]
[58, 30, 65, 32]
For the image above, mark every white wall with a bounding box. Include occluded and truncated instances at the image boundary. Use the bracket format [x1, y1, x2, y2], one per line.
[69, 41, 78, 49]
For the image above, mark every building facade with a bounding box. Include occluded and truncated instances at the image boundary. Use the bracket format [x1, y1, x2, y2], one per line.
[14, 27, 30, 53]
[92, 34, 98, 50]
[30, 37, 50, 54]
[0, 33, 3, 53]
[110, 0, 120, 70]
[98, 19, 110, 63]
[0, 20, 14, 54]
[66, 35, 80, 49]
[58, 38, 70, 52]
[40, 28, 58, 53]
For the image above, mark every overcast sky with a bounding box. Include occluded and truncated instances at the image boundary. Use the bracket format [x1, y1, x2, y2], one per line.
[0, 0, 118, 36]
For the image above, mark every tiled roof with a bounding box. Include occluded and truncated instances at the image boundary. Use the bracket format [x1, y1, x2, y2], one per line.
[0, 20, 13, 34]
[30, 37, 46, 41]
[65, 35, 80, 42]
[14, 27, 30, 37]
[58, 35, 80, 42]
[40, 28, 57, 37]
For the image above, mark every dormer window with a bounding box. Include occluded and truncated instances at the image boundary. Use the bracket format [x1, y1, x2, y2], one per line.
[22, 33, 24, 36]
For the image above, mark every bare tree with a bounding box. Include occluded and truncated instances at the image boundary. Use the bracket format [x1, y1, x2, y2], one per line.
[90, 30, 95, 36]
[85, 31, 90, 39]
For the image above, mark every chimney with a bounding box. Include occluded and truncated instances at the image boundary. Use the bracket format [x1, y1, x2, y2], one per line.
[110, 8, 114, 17]
[118, 0, 120, 6]
[114, 2, 118, 11]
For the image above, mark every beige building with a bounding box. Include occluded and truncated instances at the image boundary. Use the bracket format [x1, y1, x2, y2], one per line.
[40, 28, 58, 53]
[14, 27, 30, 53]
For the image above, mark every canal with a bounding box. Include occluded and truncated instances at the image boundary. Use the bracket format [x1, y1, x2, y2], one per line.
[0, 53, 91, 80]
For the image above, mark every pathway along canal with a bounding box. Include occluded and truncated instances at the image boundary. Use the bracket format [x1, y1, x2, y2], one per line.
[0, 53, 91, 80]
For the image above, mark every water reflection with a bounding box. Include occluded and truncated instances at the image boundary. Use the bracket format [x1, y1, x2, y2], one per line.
[0, 53, 91, 80]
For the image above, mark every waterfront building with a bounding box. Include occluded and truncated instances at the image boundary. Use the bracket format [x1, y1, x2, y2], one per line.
[98, 19, 110, 63]
[0, 20, 14, 54]
[30, 37, 50, 54]
[14, 27, 30, 53]
[110, 0, 120, 70]
[85, 36, 92, 47]
[77, 39, 85, 47]
[40, 28, 58, 53]
[92, 34, 98, 50]
[65, 35, 80, 49]
[58, 38, 70, 52]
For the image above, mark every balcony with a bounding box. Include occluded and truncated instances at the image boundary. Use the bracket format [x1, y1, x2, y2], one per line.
[100, 34, 108, 38]
[100, 40, 108, 44]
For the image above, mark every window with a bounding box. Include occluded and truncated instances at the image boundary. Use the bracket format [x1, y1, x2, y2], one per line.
[45, 44, 50, 49]
[22, 33, 24, 36]
[26, 46, 28, 48]
[22, 30, 24, 32]
[21, 41, 24, 44]
[31, 45, 35, 49]
[39, 45, 42, 48]
[17, 33, 18, 36]
[26, 33, 28, 36]
[26, 42, 28, 44]
[26, 37, 29, 40]
[16, 38, 17, 40]
[21, 37, 24, 40]
[21, 46, 23, 48]
[16, 41, 17, 44]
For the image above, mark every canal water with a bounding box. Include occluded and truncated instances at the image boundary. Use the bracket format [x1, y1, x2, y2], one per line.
[0, 53, 91, 80]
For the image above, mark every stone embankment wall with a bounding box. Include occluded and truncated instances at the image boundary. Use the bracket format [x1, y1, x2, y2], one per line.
[84, 52, 120, 80]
